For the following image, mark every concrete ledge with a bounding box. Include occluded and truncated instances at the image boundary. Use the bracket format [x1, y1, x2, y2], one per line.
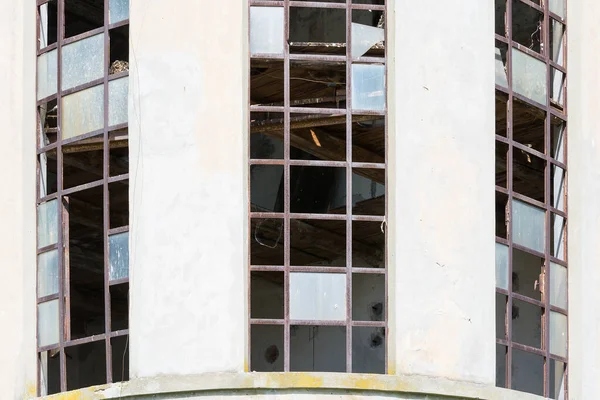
[36, 372, 548, 400]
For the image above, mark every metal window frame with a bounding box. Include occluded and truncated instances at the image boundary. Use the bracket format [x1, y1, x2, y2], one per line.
[495, 0, 568, 397]
[248, 0, 388, 373]
[35, 0, 130, 394]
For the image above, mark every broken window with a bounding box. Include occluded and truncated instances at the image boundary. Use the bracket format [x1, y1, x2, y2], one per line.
[36, 0, 130, 395]
[495, 1, 567, 398]
[249, 0, 386, 373]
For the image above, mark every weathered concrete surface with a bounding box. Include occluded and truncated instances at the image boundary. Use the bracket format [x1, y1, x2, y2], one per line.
[0, 0, 38, 399]
[387, 0, 496, 384]
[128, 0, 248, 377]
[566, 0, 600, 398]
[39, 372, 548, 400]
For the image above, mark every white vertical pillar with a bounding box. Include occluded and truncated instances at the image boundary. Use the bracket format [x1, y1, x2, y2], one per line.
[387, 0, 496, 384]
[0, 1, 37, 398]
[129, 0, 248, 377]
[566, 1, 600, 398]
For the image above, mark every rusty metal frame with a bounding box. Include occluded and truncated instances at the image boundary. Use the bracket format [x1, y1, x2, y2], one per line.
[248, 0, 388, 373]
[495, 0, 568, 397]
[35, 0, 130, 394]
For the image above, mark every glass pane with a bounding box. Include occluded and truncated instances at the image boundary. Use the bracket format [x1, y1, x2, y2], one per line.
[552, 123, 565, 163]
[37, 50, 58, 100]
[109, 231, 129, 281]
[38, 299, 59, 347]
[38, 200, 58, 249]
[352, 273, 384, 321]
[291, 219, 345, 267]
[289, 272, 346, 321]
[495, 46, 508, 88]
[250, 7, 284, 55]
[352, 64, 385, 111]
[512, 48, 547, 105]
[551, 68, 565, 107]
[550, 359, 566, 399]
[552, 165, 565, 212]
[251, 219, 284, 265]
[109, 0, 129, 24]
[352, 326, 385, 373]
[512, 199, 545, 253]
[290, 325, 346, 372]
[61, 34, 104, 91]
[251, 324, 284, 372]
[496, 344, 507, 387]
[552, 213, 565, 261]
[550, 262, 567, 309]
[251, 271, 284, 319]
[495, 243, 508, 290]
[511, 349, 544, 396]
[38, 250, 59, 298]
[512, 299, 542, 348]
[352, 23, 384, 58]
[551, 20, 565, 67]
[62, 84, 104, 139]
[109, 76, 128, 126]
[550, 311, 567, 358]
[496, 293, 507, 339]
[250, 165, 284, 212]
[549, 0, 565, 19]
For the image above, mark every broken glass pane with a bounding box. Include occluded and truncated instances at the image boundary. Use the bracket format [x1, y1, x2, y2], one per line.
[512, 199, 545, 253]
[552, 123, 565, 163]
[549, 0, 565, 19]
[549, 311, 567, 358]
[37, 50, 58, 100]
[550, 262, 567, 309]
[61, 34, 104, 91]
[551, 20, 565, 67]
[352, 23, 384, 58]
[109, 0, 129, 24]
[512, 48, 547, 105]
[352, 326, 385, 373]
[38, 200, 58, 249]
[61, 84, 104, 139]
[109, 231, 129, 281]
[495, 47, 508, 88]
[352, 64, 385, 111]
[250, 7, 284, 55]
[109, 76, 128, 127]
[38, 299, 59, 347]
[38, 249, 59, 298]
[495, 243, 508, 290]
[289, 272, 346, 321]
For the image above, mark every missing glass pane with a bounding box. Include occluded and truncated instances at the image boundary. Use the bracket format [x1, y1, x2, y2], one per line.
[65, 0, 104, 38]
[62, 137, 104, 189]
[352, 221, 384, 269]
[352, 169, 384, 216]
[289, 7, 346, 55]
[551, 213, 566, 261]
[111, 335, 130, 383]
[290, 166, 345, 214]
[496, 293, 507, 339]
[250, 165, 284, 213]
[38, 152, 58, 198]
[38, 1, 58, 49]
[513, 148, 545, 202]
[65, 340, 107, 390]
[496, 141, 508, 188]
[512, 2, 543, 53]
[251, 62, 284, 106]
[513, 247, 544, 301]
[110, 283, 129, 332]
[513, 99, 545, 154]
[512, 298, 542, 349]
[290, 219, 345, 267]
[250, 112, 284, 160]
[290, 114, 347, 162]
[352, 117, 384, 163]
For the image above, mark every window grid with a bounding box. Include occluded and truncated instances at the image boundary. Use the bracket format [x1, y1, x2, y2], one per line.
[248, 0, 388, 373]
[35, 0, 129, 394]
[495, 0, 567, 397]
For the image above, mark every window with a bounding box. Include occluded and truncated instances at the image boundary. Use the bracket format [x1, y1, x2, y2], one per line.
[248, 0, 387, 373]
[495, 0, 567, 397]
[36, 0, 130, 394]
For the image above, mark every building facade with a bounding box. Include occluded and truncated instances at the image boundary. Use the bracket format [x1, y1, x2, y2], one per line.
[1, 0, 599, 399]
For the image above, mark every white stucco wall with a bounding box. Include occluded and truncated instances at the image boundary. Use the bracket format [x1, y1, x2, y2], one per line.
[0, 0, 37, 399]
[128, 0, 248, 377]
[566, 0, 600, 398]
[387, 0, 496, 384]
